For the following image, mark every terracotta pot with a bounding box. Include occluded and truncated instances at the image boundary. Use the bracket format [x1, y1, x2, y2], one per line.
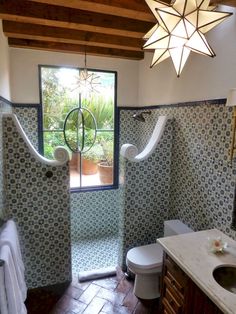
[69, 153, 78, 170]
[98, 162, 113, 184]
[82, 158, 98, 175]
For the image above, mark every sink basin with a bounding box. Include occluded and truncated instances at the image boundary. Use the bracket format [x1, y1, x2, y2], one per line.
[213, 265, 236, 294]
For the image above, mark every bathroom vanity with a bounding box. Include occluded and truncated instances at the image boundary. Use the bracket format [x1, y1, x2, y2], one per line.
[158, 229, 236, 314]
[161, 252, 222, 313]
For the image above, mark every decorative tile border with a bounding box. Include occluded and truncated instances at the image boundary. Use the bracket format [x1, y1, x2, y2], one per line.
[118, 98, 227, 110]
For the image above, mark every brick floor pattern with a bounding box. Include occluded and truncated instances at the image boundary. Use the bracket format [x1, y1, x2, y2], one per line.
[26, 267, 160, 314]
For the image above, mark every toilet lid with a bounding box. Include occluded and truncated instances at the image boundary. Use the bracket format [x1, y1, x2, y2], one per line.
[127, 243, 163, 270]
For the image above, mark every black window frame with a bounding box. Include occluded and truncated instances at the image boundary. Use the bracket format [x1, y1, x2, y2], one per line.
[38, 64, 119, 193]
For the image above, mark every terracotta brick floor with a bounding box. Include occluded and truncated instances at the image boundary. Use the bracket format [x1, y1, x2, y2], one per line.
[26, 267, 160, 314]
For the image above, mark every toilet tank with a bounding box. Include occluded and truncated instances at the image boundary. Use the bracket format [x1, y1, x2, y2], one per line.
[164, 220, 193, 237]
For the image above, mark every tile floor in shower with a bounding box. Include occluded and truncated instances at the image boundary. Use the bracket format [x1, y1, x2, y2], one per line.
[72, 235, 119, 275]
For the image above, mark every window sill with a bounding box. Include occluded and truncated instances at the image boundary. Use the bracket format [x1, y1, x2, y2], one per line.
[70, 184, 119, 193]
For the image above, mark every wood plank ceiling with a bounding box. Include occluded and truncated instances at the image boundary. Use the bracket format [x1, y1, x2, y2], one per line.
[0, 0, 235, 60]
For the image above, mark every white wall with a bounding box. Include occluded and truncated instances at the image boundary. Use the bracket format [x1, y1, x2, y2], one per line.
[9, 49, 139, 106]
[138, 6, 236, 106]
[0, 21, 11, 100]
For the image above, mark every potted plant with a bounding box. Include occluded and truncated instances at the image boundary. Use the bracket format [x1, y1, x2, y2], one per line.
[98, 140, 114, 184]
[81, 144, 103, 175]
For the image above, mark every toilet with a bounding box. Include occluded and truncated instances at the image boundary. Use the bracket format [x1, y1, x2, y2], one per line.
[126, 219, 193, 299]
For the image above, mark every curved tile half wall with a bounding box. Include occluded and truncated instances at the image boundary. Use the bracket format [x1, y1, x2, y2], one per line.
[3, 115, 71, 289]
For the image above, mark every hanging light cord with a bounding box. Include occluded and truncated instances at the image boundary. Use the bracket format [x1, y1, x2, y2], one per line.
[84, 47, 87, 69]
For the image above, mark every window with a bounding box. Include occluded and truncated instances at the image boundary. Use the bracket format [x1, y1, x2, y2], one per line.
[39, 65, 118, 191]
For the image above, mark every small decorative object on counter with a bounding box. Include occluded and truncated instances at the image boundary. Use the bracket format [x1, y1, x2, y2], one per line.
[208, 236, 228, 253]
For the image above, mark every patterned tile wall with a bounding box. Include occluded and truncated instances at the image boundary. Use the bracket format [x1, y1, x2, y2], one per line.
[118, 110, 172, 267]
[13, 106, 39, 150]
[119, 101, 236, 270]
[167, 102, 236, 239]
[70, 190, 120, 241]
[0, 97, 12, 218]
[3, 116, 71, 289]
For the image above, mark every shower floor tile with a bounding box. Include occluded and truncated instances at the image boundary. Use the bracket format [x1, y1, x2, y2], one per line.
[72, 235, 119, 275]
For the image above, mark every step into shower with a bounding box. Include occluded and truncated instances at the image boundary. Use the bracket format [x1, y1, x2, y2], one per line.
[72, 235, 119, 279]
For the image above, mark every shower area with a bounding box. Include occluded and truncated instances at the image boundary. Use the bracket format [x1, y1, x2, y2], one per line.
[70, 190, 121, 277]
[69, 106, 171, 278]
[68, 111, 166, 278]
[37, 65, 122, 278]
[68, 113, 166, 278]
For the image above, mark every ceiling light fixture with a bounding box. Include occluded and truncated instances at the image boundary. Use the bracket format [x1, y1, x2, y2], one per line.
[76, 49, 100, 95]
[143, 0, 232, 77]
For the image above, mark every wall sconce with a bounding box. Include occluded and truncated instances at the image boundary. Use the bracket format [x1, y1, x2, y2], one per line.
[226, 88, 236, 161]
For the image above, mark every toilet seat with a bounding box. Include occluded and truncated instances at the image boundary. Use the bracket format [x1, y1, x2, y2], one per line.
[127, 243, 163, 270]
[126, 220, 193, 299]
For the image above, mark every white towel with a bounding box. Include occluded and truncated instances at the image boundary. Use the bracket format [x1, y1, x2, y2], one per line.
[0, 220, 27, 301]
[78, 266, 116, 282]
[0, 245, 27, 314]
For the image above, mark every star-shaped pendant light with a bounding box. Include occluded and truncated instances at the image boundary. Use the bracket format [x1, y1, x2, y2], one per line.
[77, 67, 100, 95]
[143, 0, 232, 76]
[75, 50, 100, 95]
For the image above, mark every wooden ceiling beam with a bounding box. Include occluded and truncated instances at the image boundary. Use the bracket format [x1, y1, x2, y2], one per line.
[3, 0, 233, 60]
[210, 0, 236, 7]
[26, 0, 157, 22]
[8, 38, 144, 60]
[3, 21, 144, 51]
[0, 0, 154, 38]
[27, 0, 236, 12]
[27, 0, 154, 13]
[25, 0, 236, 19]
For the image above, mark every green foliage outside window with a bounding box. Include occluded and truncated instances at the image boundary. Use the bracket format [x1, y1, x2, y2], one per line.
[82, 96, 114, 129]
[41, 66, 115, 170]
[43, 131, 66, 159]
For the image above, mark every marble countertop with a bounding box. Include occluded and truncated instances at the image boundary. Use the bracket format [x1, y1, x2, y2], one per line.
[157, 229, 236, 314]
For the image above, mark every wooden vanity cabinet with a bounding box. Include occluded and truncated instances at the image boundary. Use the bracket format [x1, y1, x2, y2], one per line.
[160, 252, 223, 314]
